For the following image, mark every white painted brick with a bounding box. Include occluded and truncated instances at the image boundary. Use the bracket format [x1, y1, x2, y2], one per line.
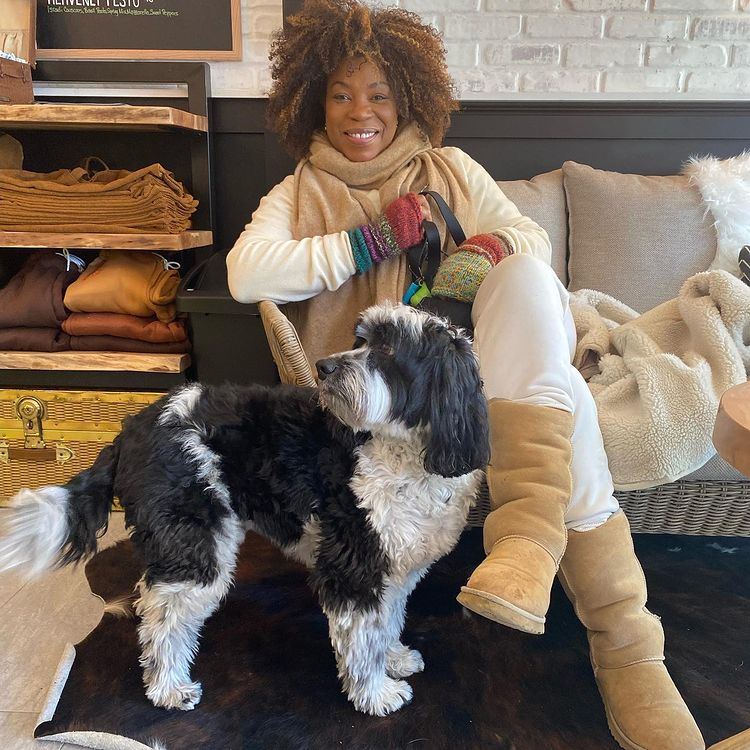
[258, 65, 274, 96]
[444, 13, 521, 40]
[607, 14, 688, 40]
[733, 44, 750, 66]
[521, 69, 599, 92]
[480, 70, 522, 93]
[211, 0, 750, 99]
[693, 16, 750, 39]
[526, 14, 602, 38]
[482, 43, 560, 65]
[446, 42, 478, 67]
[686, 69, 750, 92]
[654, 0, 735, 10]
[486, 0, 561, 10]
[602, 68, 681, 91]
[646, 42, 728, 66]
[400, 0, 477, 13]
[451, 68, 519, 96]
[565, 41, 642, 66]
[242, 0, 277, 13]
[419, 14, 444, 33]
[210, 65, 265, 97]
[567, 0, 645, 9]
[240, 34, 271, 65]
[248, 11, 282, 37]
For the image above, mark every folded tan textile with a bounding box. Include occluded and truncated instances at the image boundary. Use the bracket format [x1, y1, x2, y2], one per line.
[0, 133, 23, 170]
[570, 270, 750, 490]
[0, 327, 70, 352]
[64, 251, 180, 323]
[0, 163, 198, 233]
[0, 190, 195, 210]
[69, 335, 190, 354]
[61, 313, 188, 343]
[0, 251, 80, 328]
[0, 220, 193, 234]
[0, 163, 191, 196]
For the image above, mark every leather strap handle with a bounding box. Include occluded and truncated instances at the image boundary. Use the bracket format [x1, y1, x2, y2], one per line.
[406, 191, 467, 290]
[420, 189, 467, 247]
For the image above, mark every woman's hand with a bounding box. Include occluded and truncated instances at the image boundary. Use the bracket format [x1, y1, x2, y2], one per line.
[349, 192, 426, 273]
[417, 194, 432, 224]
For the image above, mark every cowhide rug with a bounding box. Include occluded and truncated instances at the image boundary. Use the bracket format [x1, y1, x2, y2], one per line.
[35, 528, 749, 749]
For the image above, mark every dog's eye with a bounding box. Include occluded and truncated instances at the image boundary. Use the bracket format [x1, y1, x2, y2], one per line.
[352, 336, 367, 349]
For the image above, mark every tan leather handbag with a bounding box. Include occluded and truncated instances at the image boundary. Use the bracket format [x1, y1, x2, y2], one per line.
[0, 58, 33, 104]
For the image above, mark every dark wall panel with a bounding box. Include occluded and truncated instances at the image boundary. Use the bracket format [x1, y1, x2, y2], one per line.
[213, 132, 267, 250]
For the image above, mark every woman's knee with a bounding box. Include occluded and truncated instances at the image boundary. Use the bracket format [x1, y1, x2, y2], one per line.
[474, 254, 566, 320]
[487, 253, 558, 289]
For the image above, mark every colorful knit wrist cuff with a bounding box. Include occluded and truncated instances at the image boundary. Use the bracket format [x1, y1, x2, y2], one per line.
[349, 193, 424, 273]
[430, 234, 512, 303]
[431, 250, 493, 304]
[462, 233, 511, 265]
[349, 227, 373, 274]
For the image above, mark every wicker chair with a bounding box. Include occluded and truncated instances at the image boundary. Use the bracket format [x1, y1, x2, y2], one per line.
[258, 299, 750, 536]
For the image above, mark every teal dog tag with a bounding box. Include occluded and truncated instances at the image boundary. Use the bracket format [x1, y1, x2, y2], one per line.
[403, 281, 420, 305]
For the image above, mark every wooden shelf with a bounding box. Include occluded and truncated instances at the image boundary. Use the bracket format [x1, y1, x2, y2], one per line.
[0, 230, 212, 251]
[0, 351, 190, 373]
[0, 103, 208, 132]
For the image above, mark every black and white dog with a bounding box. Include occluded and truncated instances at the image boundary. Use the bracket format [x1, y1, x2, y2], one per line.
[0, 304, 489, 717]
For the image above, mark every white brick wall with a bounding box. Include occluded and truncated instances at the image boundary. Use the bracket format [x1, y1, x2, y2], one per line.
[209, 0, 750, 99]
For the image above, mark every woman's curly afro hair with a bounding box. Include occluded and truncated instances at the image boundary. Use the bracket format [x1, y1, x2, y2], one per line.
[267, 0, 458, 160]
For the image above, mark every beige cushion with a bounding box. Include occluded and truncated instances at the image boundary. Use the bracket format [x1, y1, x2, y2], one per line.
[498, 169, 567, 285]
[563, 161, 717, 313]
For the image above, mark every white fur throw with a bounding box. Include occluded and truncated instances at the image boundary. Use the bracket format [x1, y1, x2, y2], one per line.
[571, 271, 750, 490]
[683, 151, 750, 277]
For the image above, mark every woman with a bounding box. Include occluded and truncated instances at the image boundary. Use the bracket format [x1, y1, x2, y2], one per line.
[226, 1, 704, 748]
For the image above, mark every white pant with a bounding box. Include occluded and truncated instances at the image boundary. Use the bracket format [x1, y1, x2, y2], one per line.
[471, 254, 619, 531]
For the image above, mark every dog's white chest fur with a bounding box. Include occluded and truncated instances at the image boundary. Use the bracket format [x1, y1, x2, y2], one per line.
[350, 435, 481, 580]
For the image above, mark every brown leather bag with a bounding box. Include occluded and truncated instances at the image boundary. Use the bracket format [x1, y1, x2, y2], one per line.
[0, 58, 33, 104]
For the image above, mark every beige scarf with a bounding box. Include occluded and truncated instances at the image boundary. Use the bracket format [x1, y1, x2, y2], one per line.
[288, 122, 477, 367]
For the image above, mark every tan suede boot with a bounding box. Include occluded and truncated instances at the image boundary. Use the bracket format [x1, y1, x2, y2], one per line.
[457, 400, 573, 634]
[558, 510, 705, 750]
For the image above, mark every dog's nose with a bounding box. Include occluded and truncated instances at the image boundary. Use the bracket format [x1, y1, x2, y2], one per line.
[316, 358, 338, 381]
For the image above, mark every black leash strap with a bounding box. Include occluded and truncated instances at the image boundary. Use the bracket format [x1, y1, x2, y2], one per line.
[420, 189, 466, 247]
[406, 191, 467, 291]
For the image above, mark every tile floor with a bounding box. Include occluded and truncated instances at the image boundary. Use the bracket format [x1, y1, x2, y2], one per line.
[0, 509, 129, 750]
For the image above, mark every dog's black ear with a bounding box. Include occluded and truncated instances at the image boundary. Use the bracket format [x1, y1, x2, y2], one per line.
[422, 332, 490, 478]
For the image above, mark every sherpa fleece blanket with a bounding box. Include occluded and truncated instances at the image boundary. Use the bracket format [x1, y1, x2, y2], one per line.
[570, 270, 750, 490]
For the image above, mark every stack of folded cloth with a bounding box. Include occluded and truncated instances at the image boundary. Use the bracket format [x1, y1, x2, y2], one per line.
[0, 162, 198, 233]
[0, 251, 79, 351]
[62, 250, 191, 353]
[0, 250, 191, 354]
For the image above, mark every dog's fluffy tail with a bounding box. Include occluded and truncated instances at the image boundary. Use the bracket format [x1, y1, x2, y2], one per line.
[0, 442, 119, 577]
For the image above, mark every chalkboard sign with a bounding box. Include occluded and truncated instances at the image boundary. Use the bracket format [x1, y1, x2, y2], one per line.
[36, 0, 241, 61]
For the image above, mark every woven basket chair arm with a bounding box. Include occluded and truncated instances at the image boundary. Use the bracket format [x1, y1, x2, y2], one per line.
[258, 300, 317, 388]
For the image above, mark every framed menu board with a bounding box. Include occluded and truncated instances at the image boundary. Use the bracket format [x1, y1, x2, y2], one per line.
[36, 0, 241, 61]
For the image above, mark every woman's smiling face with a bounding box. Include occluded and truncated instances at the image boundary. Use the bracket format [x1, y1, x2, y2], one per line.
[324, 57, 399, 162]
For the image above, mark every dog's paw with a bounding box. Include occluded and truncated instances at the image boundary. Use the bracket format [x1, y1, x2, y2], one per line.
[386, 644, 425, 678]
[353, 676, 413, 716]
[148, 681, 203, 711]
